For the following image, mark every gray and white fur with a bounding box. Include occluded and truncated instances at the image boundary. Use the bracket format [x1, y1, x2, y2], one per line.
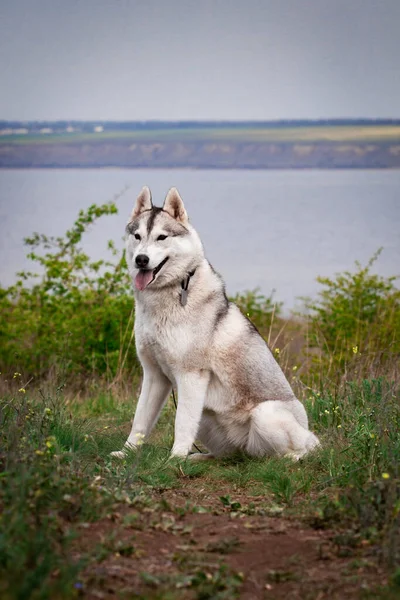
[111, 187, 320, 461]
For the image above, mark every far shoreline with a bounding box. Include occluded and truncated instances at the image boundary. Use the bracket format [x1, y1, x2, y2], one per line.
[1, 165, 400, 171]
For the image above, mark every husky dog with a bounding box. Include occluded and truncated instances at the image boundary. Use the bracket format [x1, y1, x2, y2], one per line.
[111, 187, 320, 461]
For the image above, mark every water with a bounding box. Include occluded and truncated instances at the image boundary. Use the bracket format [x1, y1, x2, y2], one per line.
[0, 168, 399, 310]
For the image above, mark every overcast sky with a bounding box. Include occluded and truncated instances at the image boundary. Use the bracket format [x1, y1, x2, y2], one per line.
[0, 0, 399, 121]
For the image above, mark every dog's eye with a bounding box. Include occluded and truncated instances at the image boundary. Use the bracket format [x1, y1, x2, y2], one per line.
[134, 233, 141, 241]
[157, 234, 168, 241]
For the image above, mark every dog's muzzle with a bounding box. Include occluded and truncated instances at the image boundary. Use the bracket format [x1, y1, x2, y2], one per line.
[134, 256, 169, 291]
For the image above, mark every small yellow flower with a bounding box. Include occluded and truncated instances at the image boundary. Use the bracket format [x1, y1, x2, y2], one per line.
[274, 348, 280, 355]
[13, 372, 21, 379]
[352, 345, 358, 354]
[324, 410, 330, 415]
[382, 473, 390, 480]
[370, 433, 375, 439]
[135, 432, 145, 447]
[292, 365, 298, 371]
[337, 425, 342, 429]
[18, 388, 26, 394]
[45, 440, 53, 448]
[35, 450, 44, 456]
[44, 407, 52, 415]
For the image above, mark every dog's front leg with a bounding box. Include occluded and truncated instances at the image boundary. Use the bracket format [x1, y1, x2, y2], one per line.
[127, 364, 171, 446]
[111, 362, 171, 457]
[171, 371, 210, 458]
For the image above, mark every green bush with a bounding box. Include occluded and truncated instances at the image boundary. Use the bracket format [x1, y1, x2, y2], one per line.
[233, 288, 282, 335]
[304, 250, 400, 379]
[0, 203, 284, 387]
[0, 202, 138, 385]
[1, 202, 398, 390]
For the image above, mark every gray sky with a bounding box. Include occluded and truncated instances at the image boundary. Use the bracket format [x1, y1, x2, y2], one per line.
[1, 0, 399, 121]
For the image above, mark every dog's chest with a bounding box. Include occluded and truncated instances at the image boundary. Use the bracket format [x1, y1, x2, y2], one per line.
[135, 311, 209, 377]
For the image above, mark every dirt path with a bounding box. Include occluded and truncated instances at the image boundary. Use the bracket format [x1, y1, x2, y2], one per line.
[74, 486, 388, 599]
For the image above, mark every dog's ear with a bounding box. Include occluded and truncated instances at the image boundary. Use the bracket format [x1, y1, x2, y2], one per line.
[163, 188, 188, 226]
[131, 186, 152, 219]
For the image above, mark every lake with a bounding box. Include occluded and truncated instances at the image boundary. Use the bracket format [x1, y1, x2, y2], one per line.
[0, 168, 399, 311]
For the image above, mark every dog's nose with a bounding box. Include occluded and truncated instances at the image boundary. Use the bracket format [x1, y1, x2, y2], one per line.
[136, 254, 150, 268]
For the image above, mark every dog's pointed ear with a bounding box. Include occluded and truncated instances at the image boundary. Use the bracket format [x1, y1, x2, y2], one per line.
[163, 188, 188, 226]
[131, 186, 152, 219]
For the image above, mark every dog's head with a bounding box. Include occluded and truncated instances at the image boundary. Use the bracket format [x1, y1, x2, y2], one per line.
[126, 187, 203, 291]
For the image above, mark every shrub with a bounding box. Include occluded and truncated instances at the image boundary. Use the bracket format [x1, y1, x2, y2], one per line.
[233, 288, 282, 335]
[1, 203, 399, 391]
[304, 250, 400, 380]
[0, 202, 138, 386]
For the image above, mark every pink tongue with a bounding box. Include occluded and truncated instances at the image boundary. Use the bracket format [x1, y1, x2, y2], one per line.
[135, 270, 154, 291]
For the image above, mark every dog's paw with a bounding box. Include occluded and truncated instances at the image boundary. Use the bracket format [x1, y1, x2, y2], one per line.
[168, 453, 187, 463]
[110, 444, 136, 459]
[188, 452, 215, 462]
[170, 448, 189, 460]
[284, 451, 305, 462]
[110, 450, 128, 459]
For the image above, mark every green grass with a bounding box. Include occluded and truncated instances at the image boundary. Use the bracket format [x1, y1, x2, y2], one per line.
[1, 376, 399, 598]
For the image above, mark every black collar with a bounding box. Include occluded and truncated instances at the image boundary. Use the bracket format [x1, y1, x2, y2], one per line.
[180, 269, 196, 306]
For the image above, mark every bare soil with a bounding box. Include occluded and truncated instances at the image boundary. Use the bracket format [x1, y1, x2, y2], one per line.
[73, 484, 389, 599]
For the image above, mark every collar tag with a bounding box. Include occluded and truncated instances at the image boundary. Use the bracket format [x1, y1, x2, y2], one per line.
[180, 269, 195, 307]
[180, 288, 188, 306]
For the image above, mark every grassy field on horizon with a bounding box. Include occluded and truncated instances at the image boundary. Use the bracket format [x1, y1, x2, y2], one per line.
[2, 123, 400, 145]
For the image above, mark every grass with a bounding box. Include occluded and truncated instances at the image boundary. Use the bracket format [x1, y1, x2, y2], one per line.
[1, 375, 399, 599]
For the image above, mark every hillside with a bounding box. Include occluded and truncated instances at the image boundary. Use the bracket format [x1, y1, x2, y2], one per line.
[1, 120, 400, 168]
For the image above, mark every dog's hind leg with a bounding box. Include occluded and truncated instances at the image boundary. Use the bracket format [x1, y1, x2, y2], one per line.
[286, 429, 320, 460]
[246, 402, 320, 459]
